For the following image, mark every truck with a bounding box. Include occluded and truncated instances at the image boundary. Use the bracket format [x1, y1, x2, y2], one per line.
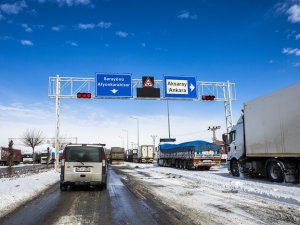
[110, 147, 125, 162]
[226, 83, 300, 183]
[133, 145, 154, 163]
[158, 140, 221, 170]
[0, 147, 22, 166]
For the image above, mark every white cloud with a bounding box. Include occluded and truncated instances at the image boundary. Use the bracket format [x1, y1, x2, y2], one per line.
[66, 40, 78, 46]
[0, 1, 27, 15]
[21, 24, 33, 32]
[140, 42, 146, 47]
[78, 23, 95, 29]
[295, 33, 300, 40]
[293, 62, 300, 67]
[51, 25, 64, 31]
[287, 5, 300, 23]
[116, 31, 128, 38]
[282, 47, 300, 56]
[56, 0, 91, 7]
[97, 21, 112, 29]
[269, 60, 274, 64]
[177, 10, 197, 20]
[20, 39, 33, 46]
[0, 36, 13, 40]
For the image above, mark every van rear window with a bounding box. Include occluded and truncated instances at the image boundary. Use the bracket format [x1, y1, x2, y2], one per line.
[65, 147, 102, 162]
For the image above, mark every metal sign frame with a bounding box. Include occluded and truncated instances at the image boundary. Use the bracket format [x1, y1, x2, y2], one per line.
[48, 74, 236, 171]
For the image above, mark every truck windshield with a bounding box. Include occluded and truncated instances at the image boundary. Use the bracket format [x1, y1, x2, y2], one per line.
[65, 147, 102, 162]
[23, 154, 32, 158]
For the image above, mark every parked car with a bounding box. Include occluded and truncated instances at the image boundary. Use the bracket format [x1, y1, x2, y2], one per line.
[60, 144, 107, 191]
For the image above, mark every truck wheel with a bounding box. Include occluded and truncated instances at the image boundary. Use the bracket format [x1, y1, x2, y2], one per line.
[60, 183, 67, 191]
[183, 161, 187, 169]
[267, 162, 284, 183]
[230, 160, 240, 177]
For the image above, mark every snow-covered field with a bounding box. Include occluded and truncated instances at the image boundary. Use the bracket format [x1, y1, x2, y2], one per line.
[116, 162, 300, 225]
[0, 170, 60, 217]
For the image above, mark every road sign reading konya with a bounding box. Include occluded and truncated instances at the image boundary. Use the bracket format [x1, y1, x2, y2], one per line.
[164, 76, 197, 99]
[96, 73, 132, 97]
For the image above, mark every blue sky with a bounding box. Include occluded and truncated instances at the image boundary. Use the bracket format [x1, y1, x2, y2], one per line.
[1, 0, 300, 148]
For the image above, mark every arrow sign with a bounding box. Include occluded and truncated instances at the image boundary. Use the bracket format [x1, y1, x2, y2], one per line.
[190, 83, 195, 92]
[164, 76, 197, 99]
[95, 73, 132, 98]
[111, 89, 118, 94]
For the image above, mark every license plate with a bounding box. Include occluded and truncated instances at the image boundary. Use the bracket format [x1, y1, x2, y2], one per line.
[75, 167, 91, 172]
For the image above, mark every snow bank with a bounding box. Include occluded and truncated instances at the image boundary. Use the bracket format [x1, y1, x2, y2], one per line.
[0, 170, 60, 217]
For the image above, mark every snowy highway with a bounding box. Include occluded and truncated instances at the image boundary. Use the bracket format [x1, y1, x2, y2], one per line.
[0, 166, 185, 225]
[0, 163, 299, 225]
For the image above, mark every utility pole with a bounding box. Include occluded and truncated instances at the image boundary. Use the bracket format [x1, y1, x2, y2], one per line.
[208, 126, 221, 143]
[150, 135, 157, 149]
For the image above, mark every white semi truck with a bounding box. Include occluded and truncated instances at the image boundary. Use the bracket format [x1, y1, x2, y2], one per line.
[133, 145, 154, 163]
[226, 83, 300, 183]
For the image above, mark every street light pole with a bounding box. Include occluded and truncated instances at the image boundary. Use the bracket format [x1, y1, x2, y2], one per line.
[130, 117, 139, 148]
[208, 126, 221, 142]
[122, 129, 129, 150]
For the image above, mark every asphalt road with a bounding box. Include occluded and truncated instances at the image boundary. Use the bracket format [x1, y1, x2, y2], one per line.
[0, 167, 179, 225]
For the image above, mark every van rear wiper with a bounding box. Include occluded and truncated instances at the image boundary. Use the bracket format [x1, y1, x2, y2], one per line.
[75, 159, 84, 165]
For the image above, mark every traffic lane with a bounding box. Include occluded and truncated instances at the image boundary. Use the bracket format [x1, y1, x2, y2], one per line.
[0, 166, 177, 225]
[0, 183, 111, 225]
[109, 167, 174, 225]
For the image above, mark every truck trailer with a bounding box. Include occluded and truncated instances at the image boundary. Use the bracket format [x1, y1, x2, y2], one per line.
[110, 147, 125, 162]
[158, 140, 221, 170]
[226, 83, 300, 183]
[0, 147, 22, 166]
[133, 145, 154, 163]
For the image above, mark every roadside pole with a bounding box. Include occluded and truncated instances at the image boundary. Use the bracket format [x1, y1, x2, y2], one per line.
[55, 75, 60, 172]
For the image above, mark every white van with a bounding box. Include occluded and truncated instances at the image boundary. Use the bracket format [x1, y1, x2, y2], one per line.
[60, 144, 107, 191]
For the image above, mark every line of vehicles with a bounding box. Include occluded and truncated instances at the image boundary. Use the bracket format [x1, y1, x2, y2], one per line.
[0, 146, 57, 166]
[3, 83, 300, 185]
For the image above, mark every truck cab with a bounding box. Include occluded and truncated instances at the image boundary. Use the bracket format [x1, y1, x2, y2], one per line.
[227, 116, 245, 176]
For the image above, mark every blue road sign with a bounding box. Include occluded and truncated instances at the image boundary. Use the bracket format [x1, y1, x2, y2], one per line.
[164, 76, 197, 99]
[95, 73, 132, 98]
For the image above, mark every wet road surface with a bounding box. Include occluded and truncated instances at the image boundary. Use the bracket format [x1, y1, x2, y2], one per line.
[0, 167, 179, 225]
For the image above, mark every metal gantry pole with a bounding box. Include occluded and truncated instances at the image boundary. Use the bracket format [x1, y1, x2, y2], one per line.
[167, 100, 171, 138]
[55, 75, 61, 172]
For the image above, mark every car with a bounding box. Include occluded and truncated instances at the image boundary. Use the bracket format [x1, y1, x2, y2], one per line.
[60, 144, 107, 191]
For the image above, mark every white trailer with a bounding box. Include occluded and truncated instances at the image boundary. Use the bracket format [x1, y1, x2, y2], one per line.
[134, 145, 154, 163]
[226, 83, 300, 183]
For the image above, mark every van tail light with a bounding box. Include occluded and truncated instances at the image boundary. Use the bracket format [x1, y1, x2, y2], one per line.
[61, 156, 65, 172]
[102, 153, 106, 174]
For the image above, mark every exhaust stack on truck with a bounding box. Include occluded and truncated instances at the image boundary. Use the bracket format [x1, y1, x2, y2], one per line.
[225, 83, 300, 183]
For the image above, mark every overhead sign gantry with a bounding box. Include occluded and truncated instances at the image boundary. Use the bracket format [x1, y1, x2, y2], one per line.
[48, 73, 236, 172]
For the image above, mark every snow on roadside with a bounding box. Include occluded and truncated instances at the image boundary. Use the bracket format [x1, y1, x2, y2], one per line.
[0, 170, 60, 217]
[121, 163, 300, 207]
[116, 162, 300, 225]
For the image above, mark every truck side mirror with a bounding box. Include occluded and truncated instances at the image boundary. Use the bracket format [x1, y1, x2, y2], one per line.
[222, 134, 228, 144]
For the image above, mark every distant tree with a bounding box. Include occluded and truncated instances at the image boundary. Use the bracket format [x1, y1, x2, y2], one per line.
[22, 129, 44, 164]
[7, 140, 14, 176]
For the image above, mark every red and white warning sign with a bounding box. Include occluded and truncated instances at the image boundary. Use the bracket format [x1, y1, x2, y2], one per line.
[143, 77, 154, 88]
